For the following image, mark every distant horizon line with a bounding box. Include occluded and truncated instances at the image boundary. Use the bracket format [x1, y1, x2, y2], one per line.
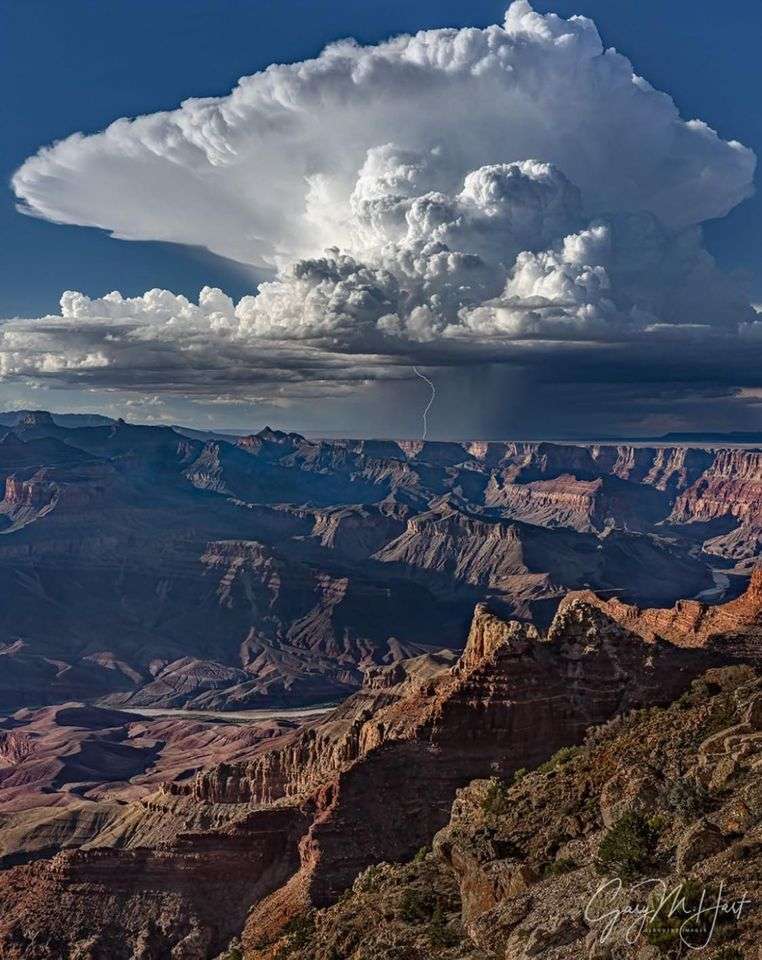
[2, 406, 762, 448]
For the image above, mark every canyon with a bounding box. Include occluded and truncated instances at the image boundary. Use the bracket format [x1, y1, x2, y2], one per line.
[0, 412, 761, 957]
[1, 414, 760, 712]
[0, 575, 759, 958]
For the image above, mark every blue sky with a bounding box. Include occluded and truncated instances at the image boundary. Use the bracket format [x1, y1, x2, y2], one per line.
[2, 0, 760, 317]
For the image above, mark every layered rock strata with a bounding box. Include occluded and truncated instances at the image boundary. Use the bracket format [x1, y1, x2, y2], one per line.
[0, 591, 736, 959]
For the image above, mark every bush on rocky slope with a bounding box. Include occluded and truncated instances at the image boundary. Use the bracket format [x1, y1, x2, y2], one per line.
[596, 812, 659, 879]
[253, 665, 762, 960]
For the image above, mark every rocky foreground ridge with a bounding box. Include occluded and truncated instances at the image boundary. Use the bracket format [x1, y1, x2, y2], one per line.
[265, 663, 762, 960]
[0, 576, 760, 959]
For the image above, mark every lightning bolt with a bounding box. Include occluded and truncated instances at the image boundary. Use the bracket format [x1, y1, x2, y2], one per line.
[413, 366, 436, 440]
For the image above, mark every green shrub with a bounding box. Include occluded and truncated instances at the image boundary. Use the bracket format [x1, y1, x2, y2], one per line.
[554, 745, 581, 765]
[399, 887, 436, 923]
[354, 864, 382, 893]
[647, 814, 667, 833]
[480, 777, 509, 817]
[666, 779, 709, 820]
[585, 715, 627, 748]
[512, 767, 527, 785]
[412, 845, 429, 863]
[274, 913, 315, 959]
[537, 745, 582, 775]
[221, 949, 243, 960]
[428, 902, 460, 948]
[675, 689, 694, 710]
[596, 812, 659, 879]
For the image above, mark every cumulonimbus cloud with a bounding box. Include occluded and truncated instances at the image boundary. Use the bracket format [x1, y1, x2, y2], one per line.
[3, 1, 761, 406]
[12, 0, 755, 266]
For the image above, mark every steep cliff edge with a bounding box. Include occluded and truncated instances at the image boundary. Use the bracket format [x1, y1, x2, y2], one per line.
[265, 663, 762, 960]
[671, 450, 762, 561]
[0, 593, 728, 959]
[671, 450, 762, 525]
[484, 472, 669, 533]
[372, 500, 711, 607]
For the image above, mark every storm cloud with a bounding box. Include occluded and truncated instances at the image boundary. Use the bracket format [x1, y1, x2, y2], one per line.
[3, 2, 761, 435]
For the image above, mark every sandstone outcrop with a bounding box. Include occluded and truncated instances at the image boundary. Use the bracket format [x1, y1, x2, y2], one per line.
[561, 567, 762, 654]
[372, 498, 710, 607]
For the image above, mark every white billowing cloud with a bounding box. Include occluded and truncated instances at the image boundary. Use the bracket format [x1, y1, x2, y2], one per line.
[12, 1, 754, 270]
[0, 284, 414, 401]
[236, 252, 399, 341]
[3, 2, 762, 409]
[349, 150, 581, 264]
